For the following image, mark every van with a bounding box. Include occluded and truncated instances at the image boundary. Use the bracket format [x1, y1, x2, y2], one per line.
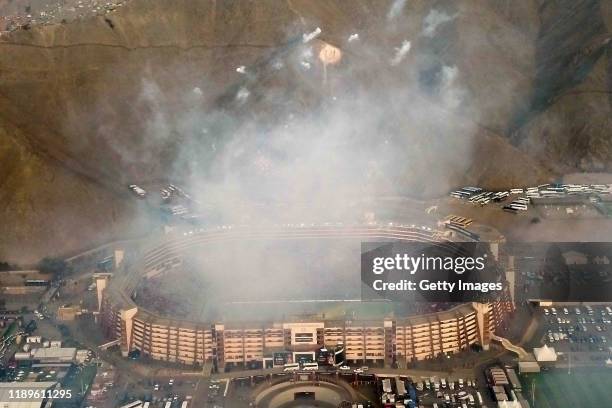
[563, 308, 569, 315]
[575, 307, 581, 315]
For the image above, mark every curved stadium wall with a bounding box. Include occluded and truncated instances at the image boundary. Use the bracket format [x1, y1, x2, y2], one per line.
[100, 225, 513, 367]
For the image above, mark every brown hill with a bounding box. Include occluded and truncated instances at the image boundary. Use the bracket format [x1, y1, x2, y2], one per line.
[0, 0, 610, 263]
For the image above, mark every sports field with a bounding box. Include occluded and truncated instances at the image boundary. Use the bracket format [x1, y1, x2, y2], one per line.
[521, 369, 612, 408]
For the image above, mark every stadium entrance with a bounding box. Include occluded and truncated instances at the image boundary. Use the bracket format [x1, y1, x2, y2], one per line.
[293, 352, 315, 364]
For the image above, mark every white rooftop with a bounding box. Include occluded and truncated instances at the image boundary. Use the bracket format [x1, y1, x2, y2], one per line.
[533, 344, 557, 362]
[497, 400, 522, 408]
[32, 347, 77, 362]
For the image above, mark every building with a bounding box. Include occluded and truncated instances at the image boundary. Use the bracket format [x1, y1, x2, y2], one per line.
[31, 347, 77, 364]
[101, 300, 512, 368]
[489, 367, 510, 386]
[0, 270, 50, 296]
[57, 305, 80, 321]
[0, 382, 56, 408]
[518, 360, 540, 373]
[99, 225, 514, 368]
[533, 344, 557, 362]
[491, 385, 508, 402]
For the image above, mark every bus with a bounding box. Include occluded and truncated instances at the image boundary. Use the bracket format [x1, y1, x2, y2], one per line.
[119, 401, 143, 408]
[382, 378, 392, 393]
[395, 378, 407, 397]
[302, 362, 318, 371]
[181, 402, 189, 408]
[283, 363, 300, 372]
[164, 402, 172, 408]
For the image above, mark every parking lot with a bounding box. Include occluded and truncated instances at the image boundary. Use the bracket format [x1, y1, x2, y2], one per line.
[408, 378, 488, 407]
[540, 305, 612, 354]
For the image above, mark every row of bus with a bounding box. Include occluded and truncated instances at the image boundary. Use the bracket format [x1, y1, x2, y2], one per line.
[120, 400, 189, 408]
[452, 183, 612, 210]
[283, 362, 319, 371]
[120, 399, 190, 408]
[502, 197, 529, 213]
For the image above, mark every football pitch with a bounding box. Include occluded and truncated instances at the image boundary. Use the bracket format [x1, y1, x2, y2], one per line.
[521, 369, 612, 408]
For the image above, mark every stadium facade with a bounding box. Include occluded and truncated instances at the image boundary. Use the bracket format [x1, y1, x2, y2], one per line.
[99, 225, 513, 368]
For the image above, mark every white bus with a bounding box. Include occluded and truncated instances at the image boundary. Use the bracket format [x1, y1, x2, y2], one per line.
[382, 378, 392, 393]
[476, 391, 483, 405]
[164, 402, 172, 408]
[395, 378, 407, 397]
[181, 402, 189, 408]
[120, 401, 143, 408]
[283, 363, 300, 372]
[302, 362, 318, 371]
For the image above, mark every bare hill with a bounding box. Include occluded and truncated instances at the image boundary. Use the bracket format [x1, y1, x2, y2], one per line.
[0, 0, 610, 262]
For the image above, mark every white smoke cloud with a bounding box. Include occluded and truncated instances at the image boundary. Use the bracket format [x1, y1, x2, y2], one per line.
[439, 65, 465, 109]
[422, 9, 456, 37]
[390, 40, 411, 66]
[387, 0, 407, 20]
[236, 66, 246, 74]
[235, 87, 250, 104]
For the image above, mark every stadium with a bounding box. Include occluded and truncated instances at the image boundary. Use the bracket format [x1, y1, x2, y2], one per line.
[99, 223, 514, 370]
